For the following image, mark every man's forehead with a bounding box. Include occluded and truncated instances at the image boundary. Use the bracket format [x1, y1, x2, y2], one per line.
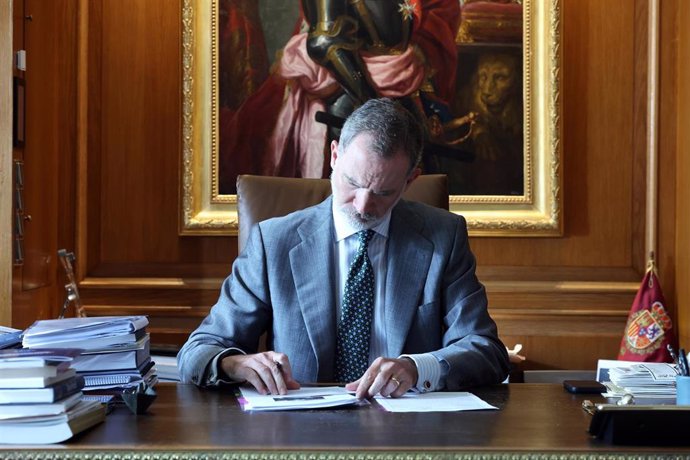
[342, 164, 407, 194]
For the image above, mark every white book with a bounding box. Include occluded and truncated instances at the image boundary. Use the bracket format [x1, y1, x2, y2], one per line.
[0, 376, 84, 404]
[0, 368, 76, 389]
[71, 335, 150, 372]
[0, 392, 83, 420]
[1, 366, 64, 379]
[0, 399, 105, 444]
[0, 348, 82, 370]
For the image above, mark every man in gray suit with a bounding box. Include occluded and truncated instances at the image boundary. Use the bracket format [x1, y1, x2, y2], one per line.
[178, 98, 510, 399]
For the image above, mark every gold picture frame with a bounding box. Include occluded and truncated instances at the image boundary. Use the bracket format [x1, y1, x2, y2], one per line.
[180, 0, 562, 237]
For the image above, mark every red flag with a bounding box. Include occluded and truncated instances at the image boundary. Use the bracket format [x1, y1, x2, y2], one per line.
[618, 268, 676, 362]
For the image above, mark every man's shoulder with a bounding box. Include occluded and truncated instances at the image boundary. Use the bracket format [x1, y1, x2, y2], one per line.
[397, 199, 465, 226]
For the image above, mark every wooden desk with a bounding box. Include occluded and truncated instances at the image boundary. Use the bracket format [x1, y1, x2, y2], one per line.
[2, 383, 689, 459]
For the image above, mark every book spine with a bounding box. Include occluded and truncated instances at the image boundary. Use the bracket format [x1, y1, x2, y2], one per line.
[53, 375, 85, 401]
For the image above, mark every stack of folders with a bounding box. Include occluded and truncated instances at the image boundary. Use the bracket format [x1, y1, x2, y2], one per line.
[0, 348, 105, 444]
[23, 316, 157, 395]
[604, 362, 678, 398]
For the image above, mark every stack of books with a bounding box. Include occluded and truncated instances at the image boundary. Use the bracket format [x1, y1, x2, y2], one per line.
[0, 348, 105, 444]
[23, 316, 157, 394]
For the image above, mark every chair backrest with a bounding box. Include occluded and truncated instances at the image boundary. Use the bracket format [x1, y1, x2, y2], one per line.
[236, 174, 448, 253]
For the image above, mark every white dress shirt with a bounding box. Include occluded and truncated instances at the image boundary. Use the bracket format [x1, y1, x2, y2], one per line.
[331, 203, 444, 391]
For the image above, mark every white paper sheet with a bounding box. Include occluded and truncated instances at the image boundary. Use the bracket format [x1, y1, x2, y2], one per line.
[374, 392, 497, 412]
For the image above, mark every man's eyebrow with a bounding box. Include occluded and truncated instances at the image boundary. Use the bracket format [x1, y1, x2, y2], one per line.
[344, 174, 361, 187]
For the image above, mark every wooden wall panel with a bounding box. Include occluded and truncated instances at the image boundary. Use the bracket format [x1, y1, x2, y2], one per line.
[98, 0, 181, 263]
[467, 0, 643, 368]
[657, 0, 678, 313]
[676, 0, 690, 346]
[70, 0, 682, 369]
[474, 0, 638, 270]
[81, 0, 236, 277]
[79, 0, 237, 347]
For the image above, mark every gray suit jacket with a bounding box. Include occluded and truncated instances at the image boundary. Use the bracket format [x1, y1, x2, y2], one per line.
[178, 197, 510, 389]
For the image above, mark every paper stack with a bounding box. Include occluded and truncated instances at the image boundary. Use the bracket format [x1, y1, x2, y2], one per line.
[23, 316, 157, 394]
[604, 362, 678, 398]
[0, 348, 105, 444]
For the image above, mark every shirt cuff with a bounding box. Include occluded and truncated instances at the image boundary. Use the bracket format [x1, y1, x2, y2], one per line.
[400, 353, 446, 392]
[207, 348, 245, 386]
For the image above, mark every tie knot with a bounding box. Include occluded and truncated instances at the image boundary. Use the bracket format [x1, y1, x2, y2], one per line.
[357, 230, 374, 248]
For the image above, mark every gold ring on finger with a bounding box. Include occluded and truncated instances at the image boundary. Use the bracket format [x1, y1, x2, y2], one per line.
[390, 377, 401, 387]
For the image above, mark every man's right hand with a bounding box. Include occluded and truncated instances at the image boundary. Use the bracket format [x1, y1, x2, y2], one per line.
[220, 352, 300, 395]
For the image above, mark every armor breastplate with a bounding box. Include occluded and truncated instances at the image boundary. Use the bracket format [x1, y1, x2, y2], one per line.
[350, 0, 412, 54]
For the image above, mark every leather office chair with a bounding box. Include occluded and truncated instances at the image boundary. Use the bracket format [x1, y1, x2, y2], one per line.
[236, 174, 449, 253]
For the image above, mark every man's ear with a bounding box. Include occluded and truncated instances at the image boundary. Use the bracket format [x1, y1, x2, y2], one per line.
[330, 140, 339, 169]
[404, 167, 422, 189]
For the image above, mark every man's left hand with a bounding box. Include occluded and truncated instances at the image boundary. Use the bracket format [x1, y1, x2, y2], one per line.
[345, 357, 418, 399]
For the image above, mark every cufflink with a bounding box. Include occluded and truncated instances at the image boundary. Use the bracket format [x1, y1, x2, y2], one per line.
[417, 380, 432, 392]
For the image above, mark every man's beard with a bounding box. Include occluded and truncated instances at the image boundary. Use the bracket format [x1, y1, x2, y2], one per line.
[340, 206, 381, 230]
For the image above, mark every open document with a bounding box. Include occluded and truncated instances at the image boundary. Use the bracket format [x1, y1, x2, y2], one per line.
[238, 386, 359, 411]
[238, 386, 497, 412]
[375, 392, 497, 412]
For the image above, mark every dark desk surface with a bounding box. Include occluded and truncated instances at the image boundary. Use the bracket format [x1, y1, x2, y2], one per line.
[2, 383, 690, 459]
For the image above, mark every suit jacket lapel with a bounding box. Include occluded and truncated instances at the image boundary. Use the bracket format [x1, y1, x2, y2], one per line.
[289, 198, 337, 381]
[385, 202, 433, 357]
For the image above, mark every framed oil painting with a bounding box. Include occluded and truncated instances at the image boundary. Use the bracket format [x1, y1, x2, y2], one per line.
[181, 0, 562, 236]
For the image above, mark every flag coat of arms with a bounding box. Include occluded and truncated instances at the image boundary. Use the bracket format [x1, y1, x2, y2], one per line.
[618, 269, 675, 362]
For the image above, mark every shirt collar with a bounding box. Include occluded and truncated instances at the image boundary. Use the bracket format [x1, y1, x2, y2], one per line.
[332, 201, 391, 242]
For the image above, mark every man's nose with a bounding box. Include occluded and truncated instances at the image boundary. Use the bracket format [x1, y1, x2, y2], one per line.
[354, 190, 375, 216]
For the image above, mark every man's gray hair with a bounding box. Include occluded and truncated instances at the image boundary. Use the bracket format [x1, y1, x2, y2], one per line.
[339, 98, 423, 171]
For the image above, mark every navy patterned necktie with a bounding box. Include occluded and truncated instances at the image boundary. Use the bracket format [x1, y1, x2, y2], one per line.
[335, 229, 375, 383]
